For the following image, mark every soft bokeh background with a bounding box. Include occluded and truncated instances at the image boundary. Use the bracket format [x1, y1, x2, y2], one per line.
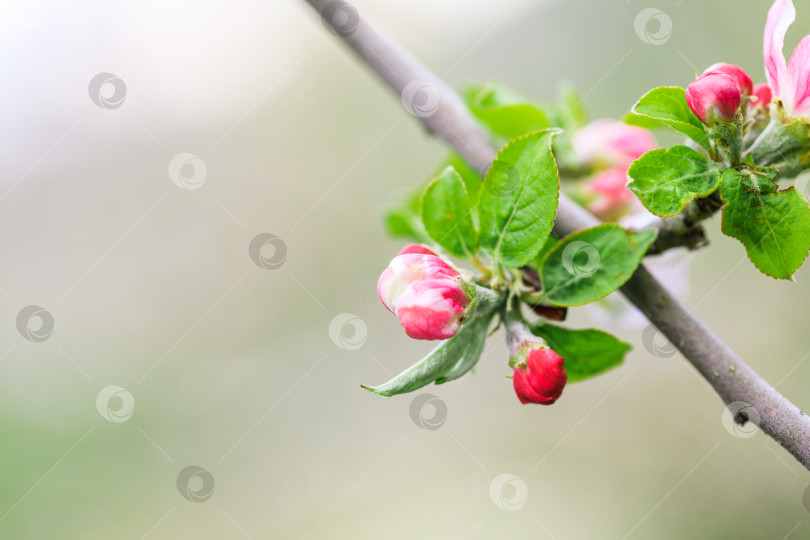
[1, 0, 809, 538]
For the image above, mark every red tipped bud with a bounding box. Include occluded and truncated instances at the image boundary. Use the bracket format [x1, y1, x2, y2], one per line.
[752, 83, 773, 108]
[397, 244, 438, 256]
[512, 347, 567, 405]
[685, 72, 742, 125]
[704, 63, 754, 95]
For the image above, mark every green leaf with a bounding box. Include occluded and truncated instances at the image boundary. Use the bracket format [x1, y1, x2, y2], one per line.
[622, 111, 664, 130]
[558, 85, 588, 129]
[632, 87, 710, 150]
[532, 234, 559, 268]
[538, 224, 657, 306]
[383, 153, 480, 243]
[479, 129, 561, 268]
[362, 312, 495, 397]
[444, 153, 483, 213]
[627, 145, 722, 217]
[420, 167, 479, 258]
[384, 205, 429, 242]
[436, 312, 495, 384]
[464, 81, 551, 139]
[532, 323, 631, 382]
[720, 167, 810, 279]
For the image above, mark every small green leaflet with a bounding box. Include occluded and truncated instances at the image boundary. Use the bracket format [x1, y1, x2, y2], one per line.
[632, 87, 710, 151]
[420, 167, 479, 258]
[464, 81, 551, 139]
[478, 129, 561, 268]
[720, 167, 810, 280]
[558, 85, 588, 130]
[627, 145, 722, 217]
[362, 312, 495, 397]
[532, 323, 631, 382]
[538, 224, 657, 306]
[384, 153, 481, 243]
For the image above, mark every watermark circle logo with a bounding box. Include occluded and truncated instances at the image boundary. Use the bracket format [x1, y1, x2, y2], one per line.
[88, 72, 127, 109]
[168, 153, 207, 190]
[321, 0, 359, 37]
[802, 484, 810, 513]
[409, 393, 447, 430]
[484, 159, 520, 197]
[249, 233, 287, 270]
[721, 401, 760, 438]
[634, 8, 672, 45]
[561, 241, 600, 278]
[176, 465, 215, 503]
[16, 305, 54, 342]
[641, 323, 679, 358]
[489, 473, 528, 511]
[329, 313, 367, 350]
[401, 80, 440, 118]
[96, 385, 135, 423]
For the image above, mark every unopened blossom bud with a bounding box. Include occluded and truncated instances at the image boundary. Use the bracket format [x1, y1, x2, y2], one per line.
[587, 166, 635, 216]
[572, 119, 656, 165]
[752, 83, 773, 108]
[395, 278, 472, 340]
[571, 119, 656, 218]
[377, 252, 459, 313]
[397, 244, 438, 256]
[377, 247, 475, 340]
[507, 323, 566, 405]
[512, 347, 567, 405]
[704, 63, 754, 95]
[685, 72, 742, 125]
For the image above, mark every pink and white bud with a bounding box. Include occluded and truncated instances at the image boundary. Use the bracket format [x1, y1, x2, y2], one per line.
[377, 252, 459, 313]
[764, 0, 810, 118]
[397, 243, 438, 256]
[704, 63, 754, 95]
[572, 119, 656, 165]
[587, 166, 635, 216]
[394, 279, 471, 340]
[512, 347, 567, 405]
[572, 119, 656, 218]
[686, 72, 742, 125]
[752, 83, 773, 108]
[377, 247, 474, 340]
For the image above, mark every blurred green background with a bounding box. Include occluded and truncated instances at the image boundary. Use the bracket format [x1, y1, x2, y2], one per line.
[1, 0, 809, 538]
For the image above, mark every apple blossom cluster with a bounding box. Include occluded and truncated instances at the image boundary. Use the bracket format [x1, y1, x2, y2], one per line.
[366, 0, 810, 406]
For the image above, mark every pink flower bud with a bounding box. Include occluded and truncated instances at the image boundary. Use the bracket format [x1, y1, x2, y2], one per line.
[377, 252, 459, 313]
[397, 244, 438, 256]
[704, 63, 754, 95]
[377, 247, 473, 340]
[572, 119, 656, 165]
[685, 72, 742, 125]
[587, 166, 635, 216]
[394, 278, 471, 340]
[752, 83, 773, 108]
[512, 347, 567, 405]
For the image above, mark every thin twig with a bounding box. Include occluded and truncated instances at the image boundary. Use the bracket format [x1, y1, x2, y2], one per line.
[302, 0, 810, 469]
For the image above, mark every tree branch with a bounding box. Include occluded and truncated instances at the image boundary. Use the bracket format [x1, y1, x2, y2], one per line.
[303, 0, 810, 469]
